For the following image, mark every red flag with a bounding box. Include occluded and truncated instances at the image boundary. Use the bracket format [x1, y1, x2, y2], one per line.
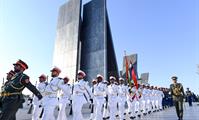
[131, 66, 138, 89]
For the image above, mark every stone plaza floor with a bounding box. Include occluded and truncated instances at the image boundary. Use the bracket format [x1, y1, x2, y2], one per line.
[16, 102, 199, 120]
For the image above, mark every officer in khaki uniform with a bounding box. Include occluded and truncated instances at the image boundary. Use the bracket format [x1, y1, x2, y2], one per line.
[170, 76, 185, 120]
[0, 59, 43, 120]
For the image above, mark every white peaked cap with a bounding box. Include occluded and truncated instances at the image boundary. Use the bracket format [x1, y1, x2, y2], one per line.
[78, 70, 86, 77]
[119, 77, 124, 81]
[97, 74, 104, 79]
[109, 76, 116, 80]
[92, 79, 97, 82]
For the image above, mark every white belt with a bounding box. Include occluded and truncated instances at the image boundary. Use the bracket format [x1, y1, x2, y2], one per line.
[119, 94, 126, 96]
[95, 96, 104, 99]
[48, 96, 57, 98]
[74, 93, 84, 96]
[110, 94, 117, 97]
[94, 94, 104, 96]
[44, 94, 57, 98]
[45, 92, 57, 97]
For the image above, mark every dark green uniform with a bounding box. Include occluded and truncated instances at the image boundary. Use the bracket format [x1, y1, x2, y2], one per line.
[0, 72, 42, 120]
[170, 83, 185, 120]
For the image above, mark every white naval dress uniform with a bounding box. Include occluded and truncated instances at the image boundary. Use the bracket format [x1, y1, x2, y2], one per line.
[72, 80, 92, 120]
[32, 82, 47, 120]
[102, 83, 109, 119]
[127, 86, 133, 115]
[141, 88, 148, 114]
[118, 84, 128, 120]
[151, 89, 156, 111]
[90, 84, 97, 120]
[41, 77, 63, 120]
[57, 82, 71, 120]
[94, 82, 107, 120]
[136, 87, 143, 116]
[145, 89, 152, 113]
[107, 83, 118, 120]
[157, 90, 164, 110]
[154, 89, 159, 110]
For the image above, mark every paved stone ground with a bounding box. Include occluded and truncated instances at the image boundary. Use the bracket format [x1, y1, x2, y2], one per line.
[16, 102, 199, 120]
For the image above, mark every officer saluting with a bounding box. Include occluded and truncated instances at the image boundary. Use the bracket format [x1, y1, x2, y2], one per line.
[0, 59, 43, 120]
[5, 70, 16, 84]
[1, 70, 16, 92]
[0, 70, 16, 113]
[170, 76, 185, 120]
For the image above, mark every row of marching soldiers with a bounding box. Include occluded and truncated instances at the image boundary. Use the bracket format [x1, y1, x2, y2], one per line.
[32, 66, 169, 120]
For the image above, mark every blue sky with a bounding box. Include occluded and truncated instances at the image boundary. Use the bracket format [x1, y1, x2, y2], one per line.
[0, 0, 199, 94]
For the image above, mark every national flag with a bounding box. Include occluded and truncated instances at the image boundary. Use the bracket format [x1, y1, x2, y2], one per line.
[130, 60, 138, 89]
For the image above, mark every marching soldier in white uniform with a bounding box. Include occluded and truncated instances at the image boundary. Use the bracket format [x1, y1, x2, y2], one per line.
[90, 79, 97, 120]
[126, 84, 133, 118]
[94, 74, 107, 120]
[154, 86, 159, 111]
[150, 86, 156, 112]
[157, 87, 164, 111]
[57, 76, 71, 120]
[136, 84, 143, 118]
[102, 80, 109, 119]
[145, 84, 152, 114]
[118, 78, 128, 120]
[32, 74, 47, 120]
[72, 70, 92, 120]
[42, 67, 63, 120]
[141, 84, 147, 115]
[107, 76, 118, 120]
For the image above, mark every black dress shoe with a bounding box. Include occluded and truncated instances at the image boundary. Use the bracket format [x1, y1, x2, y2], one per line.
[130, 116, 135, 119]
[148, 111, 151, 114]
[135, 111, 138, 113]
